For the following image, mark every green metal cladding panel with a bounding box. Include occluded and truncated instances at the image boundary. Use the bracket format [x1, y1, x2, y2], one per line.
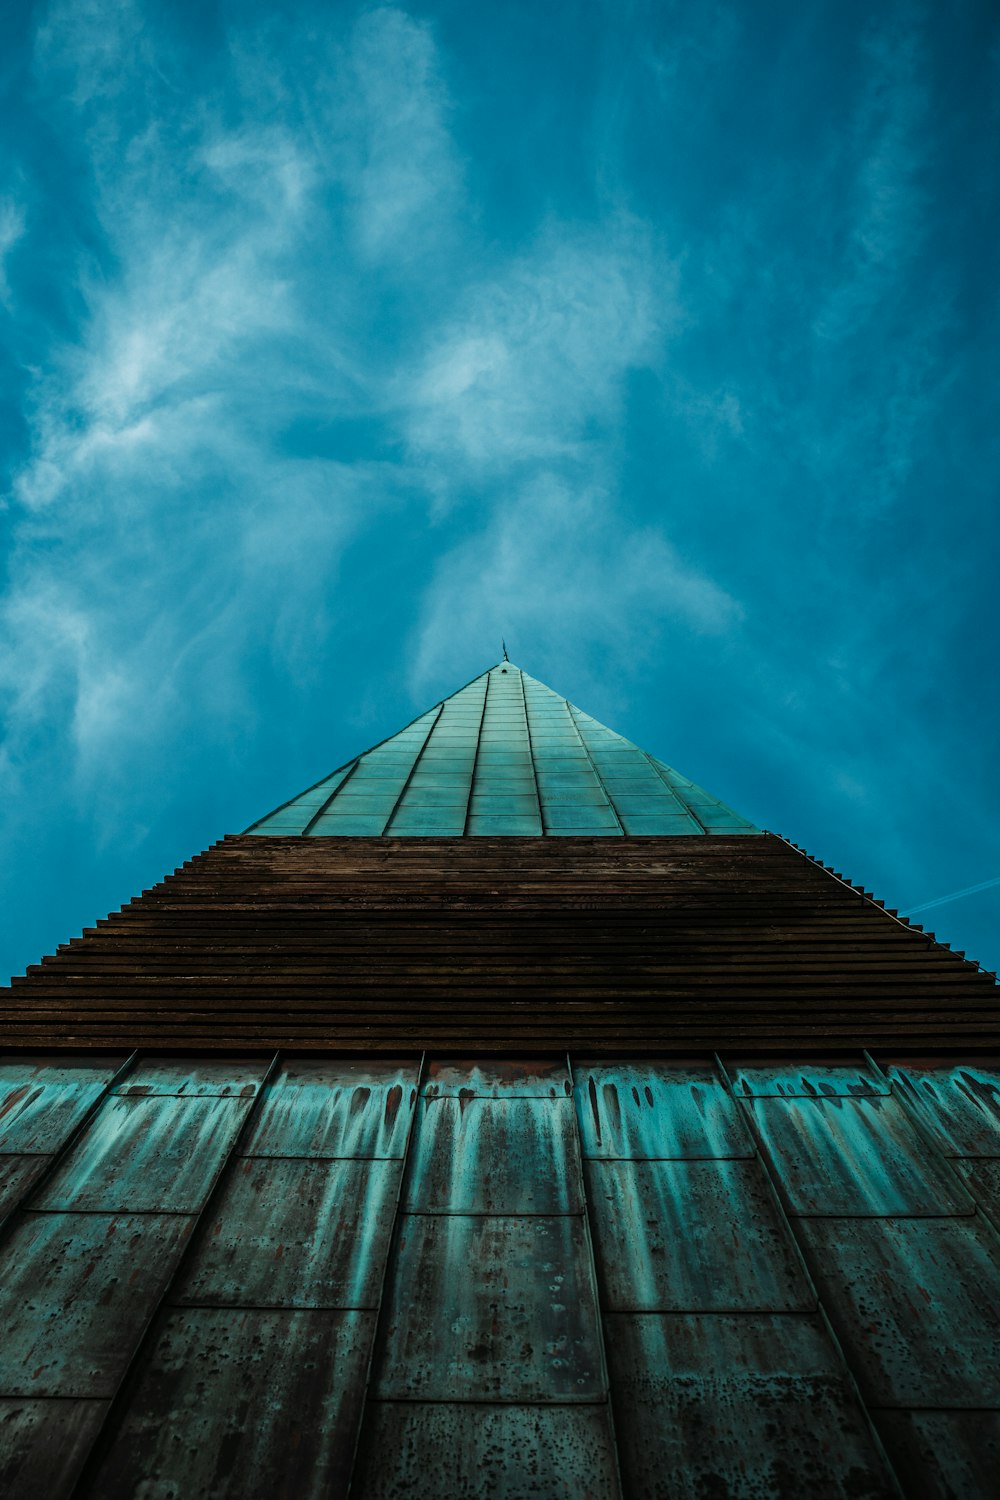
[6, 1052, 1000, 1495]
[246, 661, 758, 837]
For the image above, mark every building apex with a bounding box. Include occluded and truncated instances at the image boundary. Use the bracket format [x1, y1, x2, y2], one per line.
[245, 660, 757, 837]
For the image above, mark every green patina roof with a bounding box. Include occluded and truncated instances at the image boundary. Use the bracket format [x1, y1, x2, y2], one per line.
[246, 661, 757, 837]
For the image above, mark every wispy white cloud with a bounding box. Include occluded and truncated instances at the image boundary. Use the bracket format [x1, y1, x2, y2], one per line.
[404, 216, 671, 477]
[345, 6, 463, 264]
[0, 197, 25, 306]
[5, 0, 468, 798]
[413, 473, 742, 691]
[815, 20, 930, 342]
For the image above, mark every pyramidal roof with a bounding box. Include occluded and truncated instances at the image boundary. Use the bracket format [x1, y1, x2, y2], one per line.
[246, 661, 757, 837]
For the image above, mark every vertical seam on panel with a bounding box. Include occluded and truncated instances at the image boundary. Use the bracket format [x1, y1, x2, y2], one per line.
[301, 759, 361, 835]
[462, 670, 492, 836]
[643, 753, 709, 832]
[250, 664, 491, 831]
[69, 1051, 283, 1498]
[382, 704, 446, 835]
[565, 704, 626, 834]
[248, 764, 352, 833]
[346, 1051, 428, 1497]
[518, 670, 545, 834]
[569, 1053, 630, 1500]
[713, 1053, 906, 1498]
[864, 1051, 1000, 1245]
[0, 1049, 140, 1243]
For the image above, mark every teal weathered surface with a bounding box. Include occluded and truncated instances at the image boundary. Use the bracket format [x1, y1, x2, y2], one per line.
[0, 1058, 122, 1151]
[35, 1094, 253, 1213]
[0, 1400, 108, 1498]
[584, 1158, 814, 1312]
[176, 1156, 402, 1309]
[0, 1212, 194, 1396]
[746, 1094, 974, 1217]
[730, 1059, 889, 1098]
[604, 1312, 895, 1498]
[247, 662, 757, 837]
[374, 1212, 604, 1401]
[352, 1403, 622, 1499]
[798, 1215, 1000, 1406]
[88, 1309, 373, 1500]
[240, 1060, 417, 1159]
[574, 1063, 754, 1161]
[404, 1097, 583, 1214]
[887, 1063, 1000, 1156]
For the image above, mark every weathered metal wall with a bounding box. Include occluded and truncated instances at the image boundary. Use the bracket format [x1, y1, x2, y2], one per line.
[351, 1058, 622, 1496]
[3, 1052, 1000, 1495]
[3, 836, 995, 1052]
[577, 1060, 896, 1496]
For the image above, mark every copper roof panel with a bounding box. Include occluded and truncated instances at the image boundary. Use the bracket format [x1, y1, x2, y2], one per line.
[747, 1094, 974, 1216]
[604, 1311, 894, 1497]
[575, 1064, 754, 1161]
[90, 1308, 373, 1500]
[799, 1215, 1000, 1405]
[585, 1158, 814, 1312]
[176, 1157, 402, 1309]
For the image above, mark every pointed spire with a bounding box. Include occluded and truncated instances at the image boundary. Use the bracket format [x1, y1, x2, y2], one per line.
[501, 638, 509, 662]
[246, 662, 757, 837]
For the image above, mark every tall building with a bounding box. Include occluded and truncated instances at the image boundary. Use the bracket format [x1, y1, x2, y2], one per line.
[1, 659, 999, 1497]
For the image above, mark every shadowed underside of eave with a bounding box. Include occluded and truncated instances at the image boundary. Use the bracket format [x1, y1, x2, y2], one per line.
[2, 835, 996, 1053]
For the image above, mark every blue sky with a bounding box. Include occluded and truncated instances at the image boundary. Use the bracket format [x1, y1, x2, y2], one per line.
[2, 0, 998, 982]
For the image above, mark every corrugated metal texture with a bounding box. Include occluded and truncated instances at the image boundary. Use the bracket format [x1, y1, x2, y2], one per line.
[244, 661, 756, 838]
[84, 1059, 420, 1500]
[358, 1058, 621, 1496]
[603, 1312, 897, 1498]
[578, 1060, 893, 1494]
[6, 835, 994, 1052]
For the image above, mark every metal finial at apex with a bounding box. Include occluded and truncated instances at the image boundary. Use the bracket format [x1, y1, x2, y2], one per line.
[502, 638, 509, 661]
